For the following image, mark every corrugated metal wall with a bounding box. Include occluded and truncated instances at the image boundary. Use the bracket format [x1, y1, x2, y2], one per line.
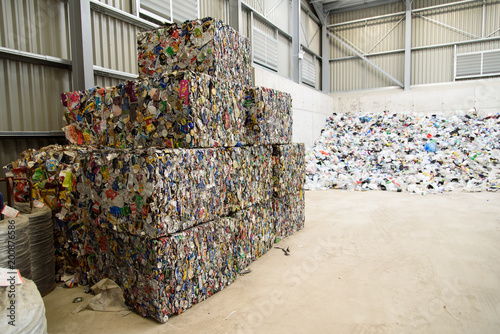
[329, 0, 500, 91]
[200, 0, 228, 22]
[96, 0, 132, 13]
[91, 10, 138, 74]
[330, 2, 404, 24]
[0, 59, 71, 132]
[94, 74, 127, 88]
[0, 0, 71, 59]
[0, 0, 71, 132]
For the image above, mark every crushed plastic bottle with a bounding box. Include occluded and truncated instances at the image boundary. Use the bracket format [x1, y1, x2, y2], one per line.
[305, 110, 500, 194]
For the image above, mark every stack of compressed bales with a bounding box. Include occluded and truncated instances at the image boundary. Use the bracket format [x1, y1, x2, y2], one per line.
[5, 17, 305, 323]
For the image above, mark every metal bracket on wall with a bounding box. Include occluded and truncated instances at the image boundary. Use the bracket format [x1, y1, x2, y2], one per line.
[328, 31, 404, 88]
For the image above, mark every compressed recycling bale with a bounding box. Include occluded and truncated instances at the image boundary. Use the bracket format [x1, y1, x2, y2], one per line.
[61, 71, 247, 149]
[81, 218, 238, 323]
[78, 147, 225, 237]
[80, 200, 276, 323]
[78, 146, 272, 238]
[244, 87, 293, 145]
[137, 17, 252, 88]
[273, 190, 305, 241]
[272, 143, 305, 198]
[232, 203, 275, 271]
[224, 145, 273, 214]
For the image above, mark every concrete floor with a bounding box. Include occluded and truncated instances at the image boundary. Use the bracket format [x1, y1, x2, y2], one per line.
[43, 190, 500, 334]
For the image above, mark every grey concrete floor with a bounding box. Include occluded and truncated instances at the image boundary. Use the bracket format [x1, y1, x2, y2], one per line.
[43, 190, 500, 334]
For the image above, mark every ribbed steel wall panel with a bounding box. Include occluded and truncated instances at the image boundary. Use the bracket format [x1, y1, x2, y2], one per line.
[91, 10, 138, 74]
[301, 8, 321, 55]
[0, 59, 71, 132]
[241, 9, 250, 37]
[0, 0, 71, 59]
[413, 0, 474, 10]
[329, 2, 404, 24]
[331, 16, 405, 58]
[457, 40, 500, 53]
[242, 0, 290, 34]
[412, 2, 483, 47]
[96, 0, 133, 13]
[173, 0, 199, 22]
[485, 0, 500, 37]
[199, 0, 227, 22]
[330, 23, 366, 58]
[94, 75, 126, 88]
[412, 47, 454, 84]
[331, 53, 404, 91]
[329, 0, 500, 91]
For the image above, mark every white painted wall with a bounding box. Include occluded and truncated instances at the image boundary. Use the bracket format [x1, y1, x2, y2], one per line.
[331, 78, 500, 116]
[253, 66, 334, 148]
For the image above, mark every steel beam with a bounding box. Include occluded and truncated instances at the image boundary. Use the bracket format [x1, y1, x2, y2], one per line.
[301, 3, 322, 25]
[0, 131, 65, 137]
[404, 0, 411, 90]
[330, 35, 500, 62]
[415, 13, 479, 39]
[241, 2, 292, 40]
[93, 66, 139, 81]
[89, 0, 158, 30]
[69, 0, 95, 90]
[0, 47, 71, 69]
[322, 24, 329, 92]
[328, 31, 403, 88]
[291, 0, 301, 83]
[324, 0, 401, 13]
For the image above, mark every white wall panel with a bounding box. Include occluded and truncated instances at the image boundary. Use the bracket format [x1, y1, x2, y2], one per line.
[301, 8, 321, 55]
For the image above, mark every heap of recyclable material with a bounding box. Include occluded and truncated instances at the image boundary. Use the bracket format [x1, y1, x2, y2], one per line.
[305, 111, 500, 194]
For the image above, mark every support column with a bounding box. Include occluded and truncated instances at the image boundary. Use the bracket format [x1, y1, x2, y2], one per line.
[69, 0, 94, 90]
[322, 24, 329, 93]
[404, 0, 412, 90]
[291, 0, 300, 83]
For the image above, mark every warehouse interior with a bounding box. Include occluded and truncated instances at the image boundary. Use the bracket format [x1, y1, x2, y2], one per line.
[1, 0, 500, 333]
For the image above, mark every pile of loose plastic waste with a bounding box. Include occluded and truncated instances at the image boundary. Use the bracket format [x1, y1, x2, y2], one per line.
[305, 110, 500, 194]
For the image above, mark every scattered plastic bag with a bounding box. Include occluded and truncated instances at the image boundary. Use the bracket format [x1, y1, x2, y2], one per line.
[72, 278, 129, 314]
